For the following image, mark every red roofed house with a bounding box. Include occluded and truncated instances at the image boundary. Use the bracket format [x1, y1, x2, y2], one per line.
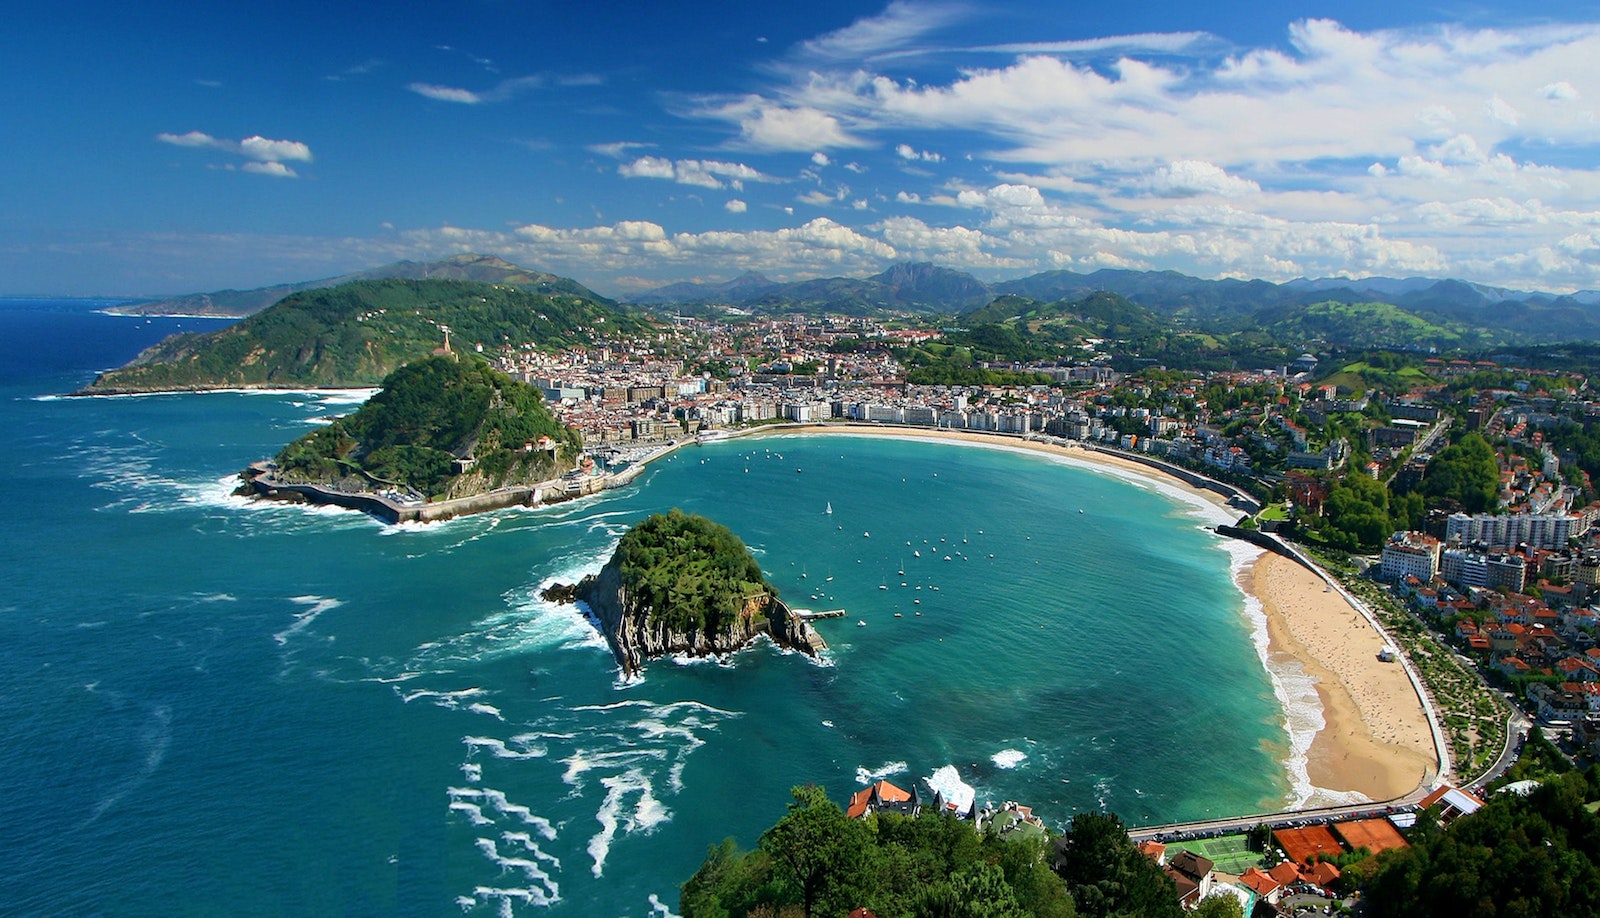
[1239, 867, 1284, 906]
[846, 780, 914, 819]
[1307, 861, 1342, 889]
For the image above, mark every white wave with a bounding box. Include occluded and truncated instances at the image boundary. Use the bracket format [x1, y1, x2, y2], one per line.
[649, 894, 681, 918]
[449, 801, 493, 826]
[924, 765, 975, 814]
[274, 595, 343, 645]
[471, 885, 551, 917]
[991, 749, 1028, 770]
[464, 735, 547, 760]
[502, 832, 562, 867]
[474, 837, 559, 902]
[571, 699, 739, 718]
[855, 761, 908, 784]
[307, 388, 379, 407]
[461, 762, 483, 783]
[85, 703, 172, 826]
[587, 768, 668, 878]
[479, 788, 557, 838]
[400, 687, 486, 708]
[467, 703, 505, 720]
[560, 748, 668, 788]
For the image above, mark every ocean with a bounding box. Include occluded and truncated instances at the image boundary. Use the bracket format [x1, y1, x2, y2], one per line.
[0, 298, 1303, 916]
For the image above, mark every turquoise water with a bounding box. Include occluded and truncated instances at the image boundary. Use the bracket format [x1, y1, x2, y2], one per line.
[0, 299, 1292, 916]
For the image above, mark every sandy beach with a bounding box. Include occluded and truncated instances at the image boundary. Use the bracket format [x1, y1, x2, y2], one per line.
[1248, 552, 1437, 801]
[747, 423, 1439, 805]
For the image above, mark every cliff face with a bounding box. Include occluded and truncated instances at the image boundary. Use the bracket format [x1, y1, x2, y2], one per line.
[573, 555, 824, 676]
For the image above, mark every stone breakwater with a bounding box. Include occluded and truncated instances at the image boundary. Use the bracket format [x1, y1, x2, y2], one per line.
[545, 556, 826, 677]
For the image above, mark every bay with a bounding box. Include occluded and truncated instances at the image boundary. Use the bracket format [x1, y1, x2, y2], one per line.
[0, 299, 1290, 916]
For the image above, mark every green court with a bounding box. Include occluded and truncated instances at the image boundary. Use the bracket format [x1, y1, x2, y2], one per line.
[1168, 834, 1263, 874]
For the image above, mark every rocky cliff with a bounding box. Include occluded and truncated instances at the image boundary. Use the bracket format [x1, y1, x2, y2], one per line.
[549, 554, 825, 676]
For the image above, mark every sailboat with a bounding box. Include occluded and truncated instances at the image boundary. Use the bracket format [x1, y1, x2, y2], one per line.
[825, 501, 832, 515]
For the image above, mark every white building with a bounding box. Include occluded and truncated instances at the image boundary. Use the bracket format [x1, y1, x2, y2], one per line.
[1381, 531, 1442, 583]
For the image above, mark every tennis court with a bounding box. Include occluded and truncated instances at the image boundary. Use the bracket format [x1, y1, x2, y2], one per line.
[1168, 834, 1262, 874]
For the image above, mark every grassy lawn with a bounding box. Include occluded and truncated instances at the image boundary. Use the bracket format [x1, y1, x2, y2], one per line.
[1259, 503, 1290, 522]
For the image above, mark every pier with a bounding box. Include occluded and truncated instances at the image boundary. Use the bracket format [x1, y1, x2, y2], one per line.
[791, 608, 846, 621]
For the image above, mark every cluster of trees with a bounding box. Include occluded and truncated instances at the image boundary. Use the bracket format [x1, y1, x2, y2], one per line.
[681, 786, 1075, 918]
[1304, 432, 1497, 551]
[680, 788, 1252, 918]
[616, 509, 774, 636]
[1359, 771, 1600, 917]
[274, 355, 577, 497]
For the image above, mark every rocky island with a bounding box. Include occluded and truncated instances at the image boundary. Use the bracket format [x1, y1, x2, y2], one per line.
[241, 354, 591, 520]
[547, 509, 826, 675]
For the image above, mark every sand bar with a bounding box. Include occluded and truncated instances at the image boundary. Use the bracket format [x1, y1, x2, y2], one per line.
[741, 423, 1438, 805]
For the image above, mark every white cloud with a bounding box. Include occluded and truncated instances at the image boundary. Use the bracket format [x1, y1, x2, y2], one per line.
[156, 131, 312, 176]
[239, 162, 298, 178]
[697, 96, 869, 151]
[725, 199, 748, 213]
[895, 143, 944, 162]
[588, 141, 654, 158]
[1144, 161, 1260, 198]
[406, 75, 546, 105]
[812, 151, 832, 166]
[407, 82, 482, 104]
[1541, 81, 1580, 100]
[795, 1, 963, 63]
[618, 156, 772, 190]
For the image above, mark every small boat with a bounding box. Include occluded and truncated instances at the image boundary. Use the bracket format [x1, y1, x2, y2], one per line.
[825, 501, 832, 514]
[1079, 508, 1084, 514]
[856, 620, 867, 627]
[914, 550, 920, 557]
[879, 584, 888, 590]
[914, 599, 921, 605]
[863, 531, 870, 538]
[894, 612, 903, 618]
[825, 575, 834, 583]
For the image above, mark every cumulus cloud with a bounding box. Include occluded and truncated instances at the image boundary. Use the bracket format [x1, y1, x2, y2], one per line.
[895, 144, 944, 162]
[696, 97, 869, 151]
[156, 131, 312, 176]
[1541, 81, 1580, 100]
[725, 199, 748, 213]
[812, 152, 832, 166]
[1144, 161, 1260, 198]
[618, 156, 772, 190]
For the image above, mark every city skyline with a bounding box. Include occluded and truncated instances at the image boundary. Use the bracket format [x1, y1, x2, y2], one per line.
[9, 0, 1600, 296]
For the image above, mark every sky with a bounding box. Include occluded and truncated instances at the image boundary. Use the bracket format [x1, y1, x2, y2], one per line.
[8, 0, 1600, 297]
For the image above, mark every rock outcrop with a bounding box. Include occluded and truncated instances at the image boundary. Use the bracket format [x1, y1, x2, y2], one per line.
[548, 554, 826, 677]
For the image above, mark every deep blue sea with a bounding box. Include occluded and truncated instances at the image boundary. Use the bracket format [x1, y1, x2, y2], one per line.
[0, 298, 1303, 916]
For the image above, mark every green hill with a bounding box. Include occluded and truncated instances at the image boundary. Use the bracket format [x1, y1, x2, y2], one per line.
[111, 253, 617, 317]
[82, 278, 648, 393]
[272, 355, 579, 499]
[1254, 300, 1480, 350]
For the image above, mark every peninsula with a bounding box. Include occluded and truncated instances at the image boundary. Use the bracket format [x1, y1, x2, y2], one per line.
[79, 276, 645, 394]
[546, 509, 826, 675]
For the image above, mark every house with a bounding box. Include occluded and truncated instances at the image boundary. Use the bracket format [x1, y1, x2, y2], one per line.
[846, 780, 918, 819]
[1163, 849, 1215, 908]
[1239, 866, 1284, 906]
[1306, 861, 1342, 889]
[1417, 785, 1485, 825]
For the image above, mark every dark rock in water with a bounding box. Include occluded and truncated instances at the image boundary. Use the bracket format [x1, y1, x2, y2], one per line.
[541, 582, 579, 604]
[571, 549, 826, 677]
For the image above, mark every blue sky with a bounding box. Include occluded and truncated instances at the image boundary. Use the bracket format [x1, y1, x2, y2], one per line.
[8, 0, 1600, 296]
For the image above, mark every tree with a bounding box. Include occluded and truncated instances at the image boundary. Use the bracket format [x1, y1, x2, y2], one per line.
[758, 785, 879, 917]
[1419, 433, 1500, 513]
[1192, 893, 1244, 918]
[1053, 812, 1181, 918]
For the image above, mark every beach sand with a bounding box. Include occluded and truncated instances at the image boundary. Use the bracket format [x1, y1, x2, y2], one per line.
[1248, 552, 1437, 801]
[749, 424, 1439, 803]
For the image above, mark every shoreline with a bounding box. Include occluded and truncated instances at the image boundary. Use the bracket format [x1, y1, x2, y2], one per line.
[738, 422, 1438, 807]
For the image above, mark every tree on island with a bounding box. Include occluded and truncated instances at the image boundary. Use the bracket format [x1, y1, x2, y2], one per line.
[615, 509, 776, 637]
[272, 354, 578, 498]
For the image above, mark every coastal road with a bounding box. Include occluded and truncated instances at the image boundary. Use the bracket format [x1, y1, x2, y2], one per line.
[1125, 788, 1433, 845]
